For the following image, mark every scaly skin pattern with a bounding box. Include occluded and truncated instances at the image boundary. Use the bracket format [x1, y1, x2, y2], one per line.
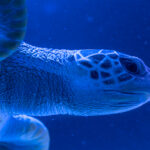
[0, 0, 150, 150]
[0, 42, 77, 116]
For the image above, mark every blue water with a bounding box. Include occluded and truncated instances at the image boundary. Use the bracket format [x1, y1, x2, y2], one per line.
[25, 0, 150, 150]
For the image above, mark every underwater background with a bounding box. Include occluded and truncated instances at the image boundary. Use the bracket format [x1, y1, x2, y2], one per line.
[25, 0, 150, 150]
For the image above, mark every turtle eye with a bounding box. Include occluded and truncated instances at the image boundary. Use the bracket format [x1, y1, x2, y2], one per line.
[119, 57, 146, 76]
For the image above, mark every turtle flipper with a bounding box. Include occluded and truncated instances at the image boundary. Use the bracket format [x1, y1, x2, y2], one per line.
[0, 115, 50, 150]
[0, 0, 27, 60]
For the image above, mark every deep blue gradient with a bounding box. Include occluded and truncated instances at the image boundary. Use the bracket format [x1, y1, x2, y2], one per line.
[25, 0, 150, 150]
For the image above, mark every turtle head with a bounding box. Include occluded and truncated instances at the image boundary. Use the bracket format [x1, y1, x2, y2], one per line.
[66, 50, 150, 116]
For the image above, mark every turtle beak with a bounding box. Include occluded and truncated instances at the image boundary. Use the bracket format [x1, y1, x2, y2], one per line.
[146, 66, 150, 73]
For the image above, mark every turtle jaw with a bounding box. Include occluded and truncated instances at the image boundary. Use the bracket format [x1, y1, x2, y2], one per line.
[67, 91, 148, 116]
[65, 81, 149, 116]
[144, 72, 150, 98]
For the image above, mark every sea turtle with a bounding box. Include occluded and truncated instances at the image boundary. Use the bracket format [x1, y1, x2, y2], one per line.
[0, 0, 150, 150]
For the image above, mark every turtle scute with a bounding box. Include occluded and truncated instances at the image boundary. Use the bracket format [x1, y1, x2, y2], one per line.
[0, 0, 27, 60]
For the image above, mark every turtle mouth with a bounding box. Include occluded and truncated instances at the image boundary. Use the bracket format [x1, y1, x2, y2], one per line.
[103, 89, 138, 95]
